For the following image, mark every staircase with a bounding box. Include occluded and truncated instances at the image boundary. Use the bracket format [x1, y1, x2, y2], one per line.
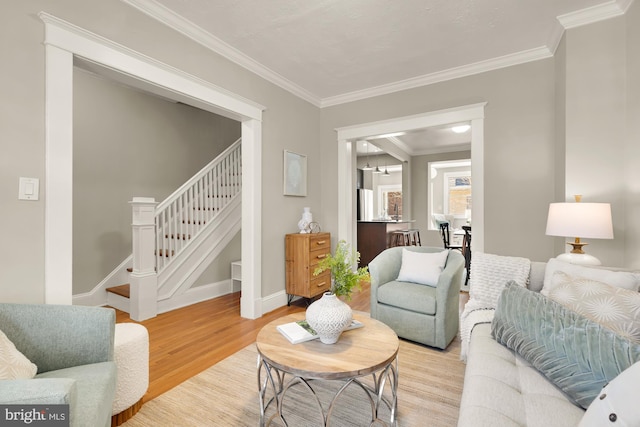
[107, 139, 242, 320]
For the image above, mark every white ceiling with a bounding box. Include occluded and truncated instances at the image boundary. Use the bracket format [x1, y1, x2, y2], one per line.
[358, 122, 472, 157]
[125, 0, 631, 153]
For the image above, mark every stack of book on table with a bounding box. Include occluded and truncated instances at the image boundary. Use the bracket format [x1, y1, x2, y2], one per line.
[277, 319, 364, 344]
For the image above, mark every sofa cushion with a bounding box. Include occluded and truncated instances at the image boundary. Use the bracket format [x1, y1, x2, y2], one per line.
[579, 361, 640, 427]
[0, 329, 37, 380]
[541, 258, 640, 296]
[0, 378, 76, 405]
[37, 362, 117, 427]
[376, 280, 436, 315]
[396, 248, 448, 287]
[492, 282, 640, 409]
[458, 323, 585, 427]
[547, 271, 640, 342]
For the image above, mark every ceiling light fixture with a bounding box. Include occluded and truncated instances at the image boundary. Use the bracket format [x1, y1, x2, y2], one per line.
[451, 124, 471, 134]
[362, 142, 372, 170]
[369, 132, 406, 140]
[382, 159, 391, 176]
[373, 152, 383, 174]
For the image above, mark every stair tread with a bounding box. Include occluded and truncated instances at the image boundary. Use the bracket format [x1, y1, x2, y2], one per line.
[106, 284, 130, 298]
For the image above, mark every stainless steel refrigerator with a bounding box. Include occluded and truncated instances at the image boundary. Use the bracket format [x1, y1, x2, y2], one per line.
[356, 189, 373, 221]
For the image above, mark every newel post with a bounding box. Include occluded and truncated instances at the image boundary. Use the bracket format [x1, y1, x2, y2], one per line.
[129, 197, 158, 321]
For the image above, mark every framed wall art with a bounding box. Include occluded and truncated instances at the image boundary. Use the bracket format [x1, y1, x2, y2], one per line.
[283, 150, 307, 196]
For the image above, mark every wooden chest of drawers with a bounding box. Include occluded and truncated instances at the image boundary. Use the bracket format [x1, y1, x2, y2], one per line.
[285, 232, 331, 303]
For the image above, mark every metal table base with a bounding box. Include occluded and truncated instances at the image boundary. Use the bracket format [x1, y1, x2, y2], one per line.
[257, 355, 398, 427]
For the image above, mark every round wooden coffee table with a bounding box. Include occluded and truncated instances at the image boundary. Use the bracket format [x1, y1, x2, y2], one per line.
[256, 312, 399, 426]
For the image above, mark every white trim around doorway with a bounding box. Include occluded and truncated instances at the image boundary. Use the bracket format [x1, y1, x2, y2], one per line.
[40, 12, 264, 319]
[336, 103, 486, 255]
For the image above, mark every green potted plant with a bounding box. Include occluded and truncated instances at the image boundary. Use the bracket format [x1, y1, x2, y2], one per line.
[313, 240, 370, 299]
[306, 240, 370, 344]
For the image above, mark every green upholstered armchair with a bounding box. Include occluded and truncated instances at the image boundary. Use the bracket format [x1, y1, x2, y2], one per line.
[0, 303, 117, 427]
[369, 247, 464, 349]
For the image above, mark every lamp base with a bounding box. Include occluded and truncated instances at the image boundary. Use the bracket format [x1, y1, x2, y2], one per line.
[555, 252, 601, 266]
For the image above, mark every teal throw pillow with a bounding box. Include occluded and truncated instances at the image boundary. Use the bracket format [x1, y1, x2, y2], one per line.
[491, 282, 640, 409]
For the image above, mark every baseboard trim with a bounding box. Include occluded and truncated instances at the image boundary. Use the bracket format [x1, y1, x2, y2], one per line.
[260, 290, 289, 315]
[73, 255, 132, 307]
[157, 279, 233, 314]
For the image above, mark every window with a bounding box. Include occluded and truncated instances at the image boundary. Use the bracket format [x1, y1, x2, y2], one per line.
[428, 160, 471, 230]
[377, 184, 402, 219]
[444, 172, 471, 218]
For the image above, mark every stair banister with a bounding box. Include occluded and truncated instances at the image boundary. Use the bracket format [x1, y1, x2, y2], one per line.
[156, 138, 241, 212]
[126, 138, 241, 320]
[129, 197, 159, 321]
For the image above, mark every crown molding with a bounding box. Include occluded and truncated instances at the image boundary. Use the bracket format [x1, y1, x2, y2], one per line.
[557, 0, 628, 29]
[123, 0, 633, 109]
[122, 0, 322, 107]
[320, 47, 552, 108]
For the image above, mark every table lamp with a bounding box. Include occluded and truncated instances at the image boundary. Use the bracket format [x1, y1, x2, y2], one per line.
[545, 195, 613, 266]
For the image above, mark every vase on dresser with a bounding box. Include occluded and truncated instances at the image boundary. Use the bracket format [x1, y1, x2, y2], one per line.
[297, 207, 313, 233]
[305, 292, 353, 344]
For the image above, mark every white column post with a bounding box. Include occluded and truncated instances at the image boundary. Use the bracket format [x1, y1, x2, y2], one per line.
[129, 197, 158, 321]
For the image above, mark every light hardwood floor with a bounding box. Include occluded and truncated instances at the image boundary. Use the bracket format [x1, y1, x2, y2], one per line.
[113, 284, 372, 402]
[114, 283, 467, 403]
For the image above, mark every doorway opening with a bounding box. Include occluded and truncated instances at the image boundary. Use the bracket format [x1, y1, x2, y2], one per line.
[41, 13, 264, 319]
[336, 103, 486, 255]
[428, 159, 472, 231]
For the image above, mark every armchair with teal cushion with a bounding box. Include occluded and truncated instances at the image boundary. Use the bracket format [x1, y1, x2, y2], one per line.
[369, 247, 464, 349]
[0, 303, 117, 427]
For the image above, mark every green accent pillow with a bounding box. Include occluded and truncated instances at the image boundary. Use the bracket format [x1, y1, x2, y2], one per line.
[491, 282, 640, 409]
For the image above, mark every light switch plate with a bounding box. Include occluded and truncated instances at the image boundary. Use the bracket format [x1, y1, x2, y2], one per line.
[19, 177, 39, 201]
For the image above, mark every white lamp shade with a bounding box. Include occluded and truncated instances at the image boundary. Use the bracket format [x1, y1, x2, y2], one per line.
[546, 202, 613, 239]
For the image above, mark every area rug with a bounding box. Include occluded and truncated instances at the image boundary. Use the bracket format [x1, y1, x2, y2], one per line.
[122, 338, 464, 426]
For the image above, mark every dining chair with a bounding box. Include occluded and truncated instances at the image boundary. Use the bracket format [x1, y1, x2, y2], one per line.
[439, 223, 462, 251]
[461, 225, 472, 287]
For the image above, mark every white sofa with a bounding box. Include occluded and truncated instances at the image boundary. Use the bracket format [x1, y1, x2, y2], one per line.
[457, 258, 640, 427]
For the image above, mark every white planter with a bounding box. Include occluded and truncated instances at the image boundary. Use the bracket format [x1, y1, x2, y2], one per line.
[306, 292, 353, 344]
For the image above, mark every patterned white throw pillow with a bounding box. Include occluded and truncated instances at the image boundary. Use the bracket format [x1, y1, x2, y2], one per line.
[542, 258, 640, 296]
[548, 271, 640, 342]
[0, 329, 37, 380]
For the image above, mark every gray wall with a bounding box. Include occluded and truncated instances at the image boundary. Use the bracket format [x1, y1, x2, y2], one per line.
[1, 0, 638, 305]
[321, 8, 639, 267]
[321, 58, 557, 262]
[0, 0, 320, 303]
[626, 1, 640, 268]
[73, 69, 241, 294]
[563, 16, 627, 266]
[553, 33, 568, 258]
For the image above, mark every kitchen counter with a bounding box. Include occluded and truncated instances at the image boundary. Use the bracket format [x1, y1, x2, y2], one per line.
[357, 220, 413, 266]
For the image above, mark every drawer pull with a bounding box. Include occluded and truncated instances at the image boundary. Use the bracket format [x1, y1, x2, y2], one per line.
[316, 254, 327, 259]
[316, 240, 326, 245]
[316, 281, 327, 287]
